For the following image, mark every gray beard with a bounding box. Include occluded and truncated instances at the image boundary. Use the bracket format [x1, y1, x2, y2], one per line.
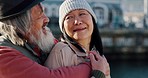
[29, 27, 55, 53]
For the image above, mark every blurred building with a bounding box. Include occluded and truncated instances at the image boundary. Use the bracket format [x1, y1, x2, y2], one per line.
[43, 0, 148, 29]
[42, 0, 124, 29]
[121, 0, 148, 28]
[144, 0, 148, 28]
[42, 0, 148, 59]
[89, 0, 124, 29]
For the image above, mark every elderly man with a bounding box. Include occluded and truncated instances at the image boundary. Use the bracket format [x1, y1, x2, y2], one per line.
[0, 0, 107, 78]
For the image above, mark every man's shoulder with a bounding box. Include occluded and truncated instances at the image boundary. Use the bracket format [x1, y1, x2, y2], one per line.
[0, 46, 22, 54]
[0, 37, 26, 52]
[0, 36, 41, 63]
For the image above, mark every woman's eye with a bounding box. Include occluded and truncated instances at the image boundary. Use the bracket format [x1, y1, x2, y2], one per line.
[79, 13, 86, 16]
[65, 16, 73, 20]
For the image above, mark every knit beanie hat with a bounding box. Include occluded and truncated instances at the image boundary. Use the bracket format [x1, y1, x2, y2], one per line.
[59, 0, 97, 32]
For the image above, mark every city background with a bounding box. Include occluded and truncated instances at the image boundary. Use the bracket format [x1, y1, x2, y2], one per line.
[43, 0, 148, 78]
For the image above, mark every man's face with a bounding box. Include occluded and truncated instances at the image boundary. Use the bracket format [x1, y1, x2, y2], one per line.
[28, 4, 55, 53]
[30, 3, 49, 39]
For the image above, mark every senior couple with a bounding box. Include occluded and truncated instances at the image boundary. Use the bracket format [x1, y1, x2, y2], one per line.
[0, 0, 110, 78]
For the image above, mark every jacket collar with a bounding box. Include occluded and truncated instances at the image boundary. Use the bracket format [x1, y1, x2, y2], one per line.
[65, 41, 88, 57]
[65, 41, 98, 58]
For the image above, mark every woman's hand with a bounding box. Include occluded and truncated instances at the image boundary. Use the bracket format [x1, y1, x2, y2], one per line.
[89, 51, 110, 77]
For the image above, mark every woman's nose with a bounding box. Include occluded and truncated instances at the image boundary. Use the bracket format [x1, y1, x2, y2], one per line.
[74, 16, 82, 25]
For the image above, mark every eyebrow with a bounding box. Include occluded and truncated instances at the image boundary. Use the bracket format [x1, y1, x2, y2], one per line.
[79, 10, 87, 12]
[38, 3, 44, 12]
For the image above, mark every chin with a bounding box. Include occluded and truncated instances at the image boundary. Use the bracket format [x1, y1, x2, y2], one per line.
[30, 27, 55, 53]
[73, 35, 86, 40]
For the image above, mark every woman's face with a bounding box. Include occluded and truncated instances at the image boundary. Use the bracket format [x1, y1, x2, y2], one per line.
[63, 9, 94, 41]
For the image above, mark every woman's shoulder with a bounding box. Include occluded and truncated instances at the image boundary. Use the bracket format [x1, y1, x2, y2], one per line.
[51, 42, 71, 53]
[54, 42, 68, 48]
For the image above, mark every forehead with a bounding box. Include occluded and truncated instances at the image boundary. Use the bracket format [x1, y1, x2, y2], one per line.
[31, 3, 43, 19]
[31, 3, 43, 12]
[67, 9, 88, 14]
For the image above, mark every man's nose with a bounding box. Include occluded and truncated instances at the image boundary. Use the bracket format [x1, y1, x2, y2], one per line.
[43, 13, 49, 23]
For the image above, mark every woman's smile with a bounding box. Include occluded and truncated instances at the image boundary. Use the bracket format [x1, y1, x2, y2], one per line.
[73, 27, 87, 32]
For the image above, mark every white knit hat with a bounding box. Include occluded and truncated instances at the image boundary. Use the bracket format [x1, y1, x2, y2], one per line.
[59, 0, 97, 32]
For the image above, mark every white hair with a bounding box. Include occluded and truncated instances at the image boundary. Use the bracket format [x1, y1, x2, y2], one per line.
[0, 10, 32, 45]
[29, 27, 55, 53]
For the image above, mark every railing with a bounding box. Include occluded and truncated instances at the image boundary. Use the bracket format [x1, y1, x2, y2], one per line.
[99, 28, 148, 60]
[100, 28, 148, 53]
[50, 27, 148, 60]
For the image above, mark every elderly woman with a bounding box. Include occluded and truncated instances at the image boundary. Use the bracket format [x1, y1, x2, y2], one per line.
[45, 0, 110, 78]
